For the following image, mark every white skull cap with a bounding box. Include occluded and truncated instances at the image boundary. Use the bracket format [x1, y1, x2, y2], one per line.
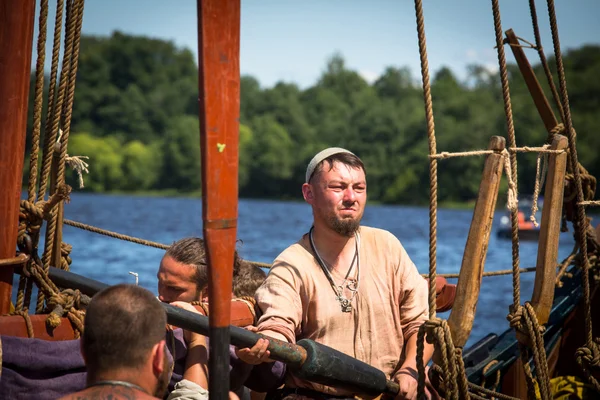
[305, 147, 355, 183]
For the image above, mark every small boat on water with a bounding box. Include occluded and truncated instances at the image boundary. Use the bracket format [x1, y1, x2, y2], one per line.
[497, 196, 544, 241]
[1, 1, 599, 400]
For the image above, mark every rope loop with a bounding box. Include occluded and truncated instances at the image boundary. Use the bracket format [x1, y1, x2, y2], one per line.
[575, 342, 600, 392]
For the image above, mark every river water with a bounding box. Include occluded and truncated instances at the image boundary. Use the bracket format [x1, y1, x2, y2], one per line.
[14, 192, 583, 348]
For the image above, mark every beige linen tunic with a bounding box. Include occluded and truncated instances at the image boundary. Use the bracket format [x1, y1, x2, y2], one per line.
[254, 226, 429, 396]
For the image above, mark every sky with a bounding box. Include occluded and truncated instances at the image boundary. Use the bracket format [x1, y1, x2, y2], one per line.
[33, 0, 600, 89]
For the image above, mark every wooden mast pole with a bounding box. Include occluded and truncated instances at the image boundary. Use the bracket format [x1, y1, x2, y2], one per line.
[0, 0, 36, 314]
[196, 0, 241, 398]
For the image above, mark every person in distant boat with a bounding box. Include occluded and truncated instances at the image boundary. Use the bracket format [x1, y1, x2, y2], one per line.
[59, 284, 172, 400]
[235, 148, 440, 400]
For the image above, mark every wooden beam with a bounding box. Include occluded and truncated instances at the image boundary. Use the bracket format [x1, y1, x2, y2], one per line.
[196, 0, 241, 398]
[530, 134, 568, 325]
[0, 0, 36, 314]
[505, 29, 559, 132]
[0, 315, 76, 340]
[448, 136, 505, 348]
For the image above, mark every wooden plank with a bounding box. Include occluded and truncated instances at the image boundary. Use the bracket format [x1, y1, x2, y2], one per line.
[190, 301, 255, 328]
[0, 0, 36, 314]
[447, 136, 505, 348]
[0, 315, 76, 340]
[196, 0, 241, 398]
[505, 29, 559, 132]
[530, 134, 568, 325]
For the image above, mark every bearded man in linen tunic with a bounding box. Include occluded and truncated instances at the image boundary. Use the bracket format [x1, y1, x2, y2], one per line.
[237, 148, 438, 400]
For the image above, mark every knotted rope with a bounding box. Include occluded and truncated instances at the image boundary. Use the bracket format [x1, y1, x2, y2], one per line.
[416, 318, 469, 400]
[22, 257, 89, 337]
[506, 303, 552, 400]
[546, 0, 600, 390]
[529, 145, 549, 227]
[15, 185, 71, 312]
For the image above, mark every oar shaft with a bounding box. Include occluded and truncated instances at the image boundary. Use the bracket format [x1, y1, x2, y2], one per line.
[41, 266, 400, 397]
[44, 266, 306, 366]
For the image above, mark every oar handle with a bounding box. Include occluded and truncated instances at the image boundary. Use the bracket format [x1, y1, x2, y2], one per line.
[165, 303, 307, 366]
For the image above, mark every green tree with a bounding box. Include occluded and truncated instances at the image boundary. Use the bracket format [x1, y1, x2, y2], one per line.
[159, 116, 201, 191]
[67, 133, 124, 192]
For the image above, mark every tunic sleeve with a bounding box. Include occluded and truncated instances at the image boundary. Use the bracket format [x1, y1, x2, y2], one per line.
[254, 260, 305, 344]
[396, 241, 429, 340]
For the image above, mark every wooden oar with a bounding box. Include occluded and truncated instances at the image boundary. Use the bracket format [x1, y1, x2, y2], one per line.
[447, 136, 505, 348]
[196, 1, 241, 399]
[0, 0, 36, 314]
[529, 134, 568, 326]
[44, 266, 402, 398]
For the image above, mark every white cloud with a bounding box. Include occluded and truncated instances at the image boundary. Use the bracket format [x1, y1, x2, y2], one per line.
[359, 70, 379, 84]
[465, 48, 478, 61]
[482, 62, 499, 75]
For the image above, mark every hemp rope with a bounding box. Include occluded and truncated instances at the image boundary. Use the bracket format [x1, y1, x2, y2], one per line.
[37, 0, 65, 201]
[546, 0, 600, 391]
[38, 0, 86, 313]
[10, 309, 35, 339]
[481, 359, 501, 393]
[491, 1, 555, 398]
[528, 0, 565, 124]
[413, 0, 439, 322]
[529, 145, 549, 227]
[27, 0, 49, 204]
[491, 0, 522, 313]
[16, 0, 53, 317]
[507, 303, 552, 399]
[578, 201, 600, 207]
[430, 147, 566, 160]
[555, 243, 579, 287]
[416, 318, 469, 400]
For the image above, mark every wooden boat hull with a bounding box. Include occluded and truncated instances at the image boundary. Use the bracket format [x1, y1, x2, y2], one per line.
[497, 227, 541, 241]
[464, 266, 600, 398]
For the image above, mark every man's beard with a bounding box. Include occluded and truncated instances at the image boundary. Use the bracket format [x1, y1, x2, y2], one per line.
[327, 214, 362, 237]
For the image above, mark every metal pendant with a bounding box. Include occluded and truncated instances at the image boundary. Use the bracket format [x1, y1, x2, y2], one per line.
[346, 279, 358, 292]
[338, 296, 352, 312]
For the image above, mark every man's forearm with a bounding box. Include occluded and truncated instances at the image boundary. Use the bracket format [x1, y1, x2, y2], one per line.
[257, 328, 289, 343]
[184, 341, 209, 388]
[398, 333, 434, 373]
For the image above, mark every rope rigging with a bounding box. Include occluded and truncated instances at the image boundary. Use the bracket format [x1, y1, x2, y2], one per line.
[412, 0, 599, 399]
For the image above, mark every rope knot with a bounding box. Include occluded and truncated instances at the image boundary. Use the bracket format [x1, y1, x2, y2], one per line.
[60, 242, 73, 270]
[501, 148, 518, 212]
[45, 288, 90, 330]
[548, 123, 565, 140]
[576, 343, 600, 367]
[507, 305, 524, 330]
[18, 184, 72, 238]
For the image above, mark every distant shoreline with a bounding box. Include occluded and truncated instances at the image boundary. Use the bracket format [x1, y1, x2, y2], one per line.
[27, 187, 481, 210]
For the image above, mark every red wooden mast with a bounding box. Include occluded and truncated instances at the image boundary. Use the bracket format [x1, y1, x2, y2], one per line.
[0, 0, 36, 314]
[196, 0, 241, 398]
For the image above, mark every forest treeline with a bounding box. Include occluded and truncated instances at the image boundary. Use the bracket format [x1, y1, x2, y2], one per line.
[23, 31, 600, 205]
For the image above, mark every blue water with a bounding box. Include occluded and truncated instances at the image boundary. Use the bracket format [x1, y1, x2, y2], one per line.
[13, 192, 581, 348]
